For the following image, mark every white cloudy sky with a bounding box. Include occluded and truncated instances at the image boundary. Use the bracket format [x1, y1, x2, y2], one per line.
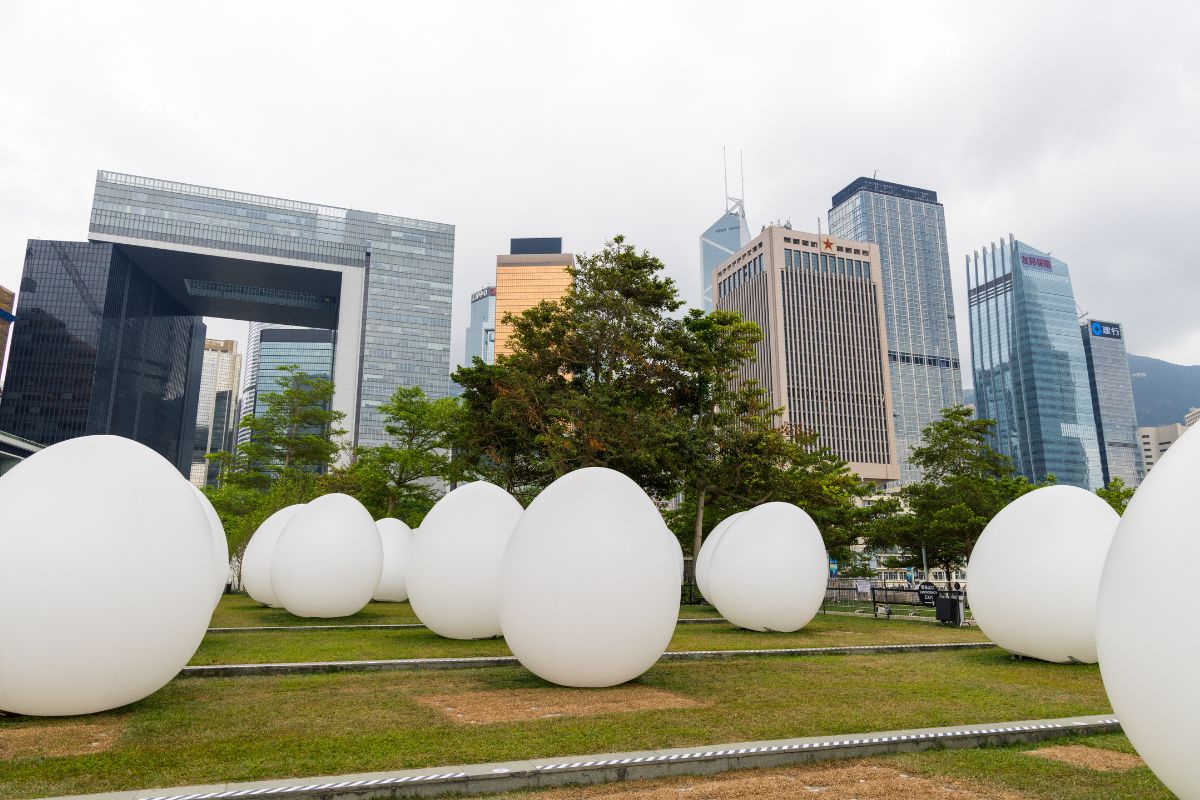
[1, 0, 1197, 382]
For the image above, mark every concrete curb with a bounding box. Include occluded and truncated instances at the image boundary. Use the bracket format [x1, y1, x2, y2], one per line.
[58, 713, 1120, 800]
[180, 642, 996, 678]
[208, 618, 727, 634]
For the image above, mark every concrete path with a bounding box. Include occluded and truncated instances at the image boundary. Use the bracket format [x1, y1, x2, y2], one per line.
[181, 642, 996, 678]
[62, 713, 1119, 800]
[208, 618, 727, 633]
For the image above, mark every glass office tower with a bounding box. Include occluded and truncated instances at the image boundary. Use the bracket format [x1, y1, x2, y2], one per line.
[464, 285, 496, 365]
[0, 241, 205, 472]
[190, 339, 242, 486]
[829, 178, 963, 484]
[966, 235, 1103, 489]
[699, 202, 751, 310]
[1081, 319, 1143, 487]
[88, 171, 455, 449]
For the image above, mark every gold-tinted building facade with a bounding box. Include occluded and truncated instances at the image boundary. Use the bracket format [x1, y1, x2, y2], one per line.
[714, 226, 899, 485]
[493, 241, 574, 358]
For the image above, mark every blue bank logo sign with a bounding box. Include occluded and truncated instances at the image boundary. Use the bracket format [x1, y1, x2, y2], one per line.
[1090, 320, 1122, 339]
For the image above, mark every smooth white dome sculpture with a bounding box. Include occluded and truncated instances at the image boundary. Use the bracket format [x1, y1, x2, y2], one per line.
[705, 502, 827, 632]
[0, 435, 214, 716]
[1098, 426, 1200, 797]
[694, 511, 743, 603]
[500, 467, 681, 686]
[241, 504, 304, 607]
[408, 482, 523, 638]
[374, 517, 415, 602]
[969, 485, 1119, 663]
[191, 484, 230, 606]
[270, 493, 383, 618]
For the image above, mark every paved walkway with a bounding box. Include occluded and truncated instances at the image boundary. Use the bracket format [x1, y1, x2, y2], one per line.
[181, 642, 996, 678]
[65, 713, 1120, 800]
[208, 617, 726, 633]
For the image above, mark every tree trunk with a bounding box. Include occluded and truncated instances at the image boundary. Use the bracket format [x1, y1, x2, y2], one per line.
[692, 485, 707, 558]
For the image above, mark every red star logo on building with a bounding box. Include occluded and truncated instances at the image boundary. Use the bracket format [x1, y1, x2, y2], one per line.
[822, 238, 834, 250]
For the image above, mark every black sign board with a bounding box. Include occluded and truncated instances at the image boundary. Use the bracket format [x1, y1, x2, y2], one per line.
[917, 582, 940, 607]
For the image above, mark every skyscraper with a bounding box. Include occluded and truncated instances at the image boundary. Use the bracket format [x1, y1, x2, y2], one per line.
[494, 238, 573, 359]
[966, 235, 1103, 489]
[0, 284, 14, 377]
[191, 339, 242, 487]
[0, 171, 454, 470]
[465, 286, 496, 365]
[829, 178, 963, 483]
[714, 226, 898, 486]
[1081, 319, 1143, 487]
[0, 241, 206, 474]
[699, 199, 751, 312]
[237, 322, 334, 446]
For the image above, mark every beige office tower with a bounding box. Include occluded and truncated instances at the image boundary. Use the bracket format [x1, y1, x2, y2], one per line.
[191, 338, 243, 487]
[713, 226, 899, 486]
[0, 284, 14, 376]
[493, 237, 574, 359]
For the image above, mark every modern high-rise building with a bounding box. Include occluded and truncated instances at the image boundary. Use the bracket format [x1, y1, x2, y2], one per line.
[494, 238, 573, 359]
[0, 241, 206, 473]
[966, 235, 1103, 489]
[829, 178, 963, 484]
[1139, 422, 1190, 474]
[1080, 319, 1143, 487]
[0, 283, 15, 378]
[713, 226, 898, 486]
[1185, 407, 1200, 428]
[464, 285, 496, 365]
[0, 171, 454, 471]
[190, 339, 242, 487]
[699, 199, 751, 312]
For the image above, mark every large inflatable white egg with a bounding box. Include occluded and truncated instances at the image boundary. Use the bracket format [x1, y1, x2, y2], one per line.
[240, 504, 303, 607]
[374, 517, 415, 602]
[191, 484, 230, 606]
[407, 482, 523, 638]
[695, 511, 743, 603]
[1098, 426, 1200, 797]
[500, 468, 681, 686]
[0, 436, 214, 716]
[705, 503, 827, 632]
[968, 485, 1118, 663]
[270, 493, 383, 618]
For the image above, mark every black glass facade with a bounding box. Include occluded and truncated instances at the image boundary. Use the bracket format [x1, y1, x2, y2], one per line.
[0, 241, 205, 473]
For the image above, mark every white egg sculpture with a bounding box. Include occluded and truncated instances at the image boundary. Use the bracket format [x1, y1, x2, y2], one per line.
[705, 502, 827, 632]
[0, 435, 214, 716]
[408, 482, 523, 638]
[968, 485, 1118, 663]
[500, 467, 682, 686]
[270, 493, 383, 618]
[694, 511, 744, 603]
[374, 517, 415, 602]
[1097, 425, 1199, 797]
[191, 484, 230, 606]
[240, 504, 304, 607]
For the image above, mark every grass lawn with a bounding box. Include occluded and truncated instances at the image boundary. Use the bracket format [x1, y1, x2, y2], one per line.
[0, 648, 1116, 799]
[190, 610, 989, 665]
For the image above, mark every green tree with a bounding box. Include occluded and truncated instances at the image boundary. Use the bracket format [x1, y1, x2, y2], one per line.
[453, 235, 686, 499]
[232, 365, 347, 480]
[868, 405, 1042, 579]
[324, 386, 464, 524]
[1096, 477, 1135, 514]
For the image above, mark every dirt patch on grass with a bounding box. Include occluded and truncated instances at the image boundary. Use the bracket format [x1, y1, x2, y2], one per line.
[415, 686, 704, 724]
[0, 721, 124, 759]
[499, 761, 1022, 798]
[1026, 744, 1144, 771]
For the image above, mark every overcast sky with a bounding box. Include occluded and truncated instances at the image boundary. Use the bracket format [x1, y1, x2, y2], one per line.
[1, 1, 1197, 384]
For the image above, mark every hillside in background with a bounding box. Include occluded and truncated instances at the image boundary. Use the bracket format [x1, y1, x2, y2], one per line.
[1128, 354, 1200, 426]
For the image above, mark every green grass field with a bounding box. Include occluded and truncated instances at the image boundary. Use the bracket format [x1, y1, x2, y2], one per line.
[0, 647, 1122, 798]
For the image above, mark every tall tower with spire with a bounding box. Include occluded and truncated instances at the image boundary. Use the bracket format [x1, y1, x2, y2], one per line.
[699, 150, 751, 310]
